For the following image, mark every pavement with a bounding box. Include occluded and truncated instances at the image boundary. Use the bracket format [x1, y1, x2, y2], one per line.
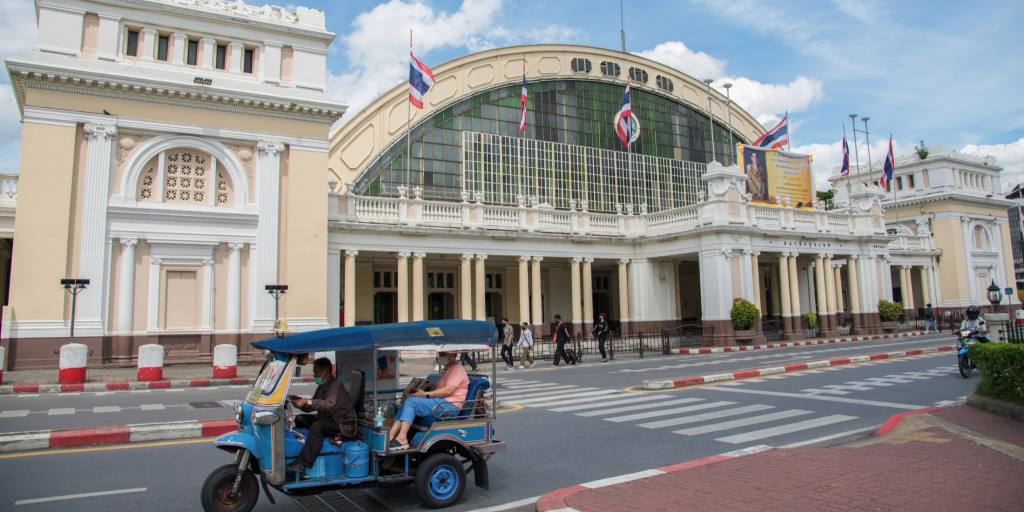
[535, 403, 1024, 512]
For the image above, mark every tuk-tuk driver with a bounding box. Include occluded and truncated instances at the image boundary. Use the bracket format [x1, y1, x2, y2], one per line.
[387, 351, 469, 450]
[286, 357, 355, 474]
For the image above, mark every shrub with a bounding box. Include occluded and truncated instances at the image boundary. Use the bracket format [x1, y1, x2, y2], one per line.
[803, 311, 817, 329]
[730, 298, 760, 331]
[971, 343, 1024, 405]
[878, 300, 903, 322]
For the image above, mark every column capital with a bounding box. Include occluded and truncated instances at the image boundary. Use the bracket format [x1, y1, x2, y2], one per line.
[84, 122, 117, 141]
[519, 255, 531, 262]
[151, 257, 162, 265]
[583, 257, 595, 263]
[344, 249, 359, 258]
[789, 251, 800, 258]
[901, 264, 912, 270]
[397, 251, 411, 258]
[816, 252, 827, 260]
[532, 256, 544, 262]
[618, 258, 630, 265]
[461, 253, 474, 261]
[720, 248, 734, 258]
[228, 241, 246, 252]
[120, 238, 138, 248]
[412, 252, 426, 259]
[202, 258, 214, 267]
[571, 257, 582, 264]
[474, 254, 487, 261]
[256, 140, 285, 156]
[750, 250, 761, 257]
[825, 253, 834, 260]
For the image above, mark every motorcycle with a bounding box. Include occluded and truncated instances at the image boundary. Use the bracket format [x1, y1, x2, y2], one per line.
[956, 329, 984, 378]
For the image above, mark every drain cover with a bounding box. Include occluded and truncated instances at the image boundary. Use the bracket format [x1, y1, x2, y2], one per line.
[292, 490, 394, 512]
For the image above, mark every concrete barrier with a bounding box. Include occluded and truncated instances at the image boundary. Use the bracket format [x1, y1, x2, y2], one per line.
[212, 344, 237, 378]
[58, 343, 88, 384]
[137, 344, 164, 381]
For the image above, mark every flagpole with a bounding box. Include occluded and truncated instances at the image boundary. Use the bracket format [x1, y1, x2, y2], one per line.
[785, 111, 790, 153]
[843, 125, 851, 208]
[519, 57, 525, 203]
[405, 29, 413, 189]
[848, 114, 861, 177]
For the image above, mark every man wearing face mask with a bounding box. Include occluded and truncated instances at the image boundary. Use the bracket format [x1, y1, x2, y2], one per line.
[286, 357, 355, 474]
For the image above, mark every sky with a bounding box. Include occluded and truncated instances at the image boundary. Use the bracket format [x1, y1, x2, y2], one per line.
[2, 0, 1023, 190]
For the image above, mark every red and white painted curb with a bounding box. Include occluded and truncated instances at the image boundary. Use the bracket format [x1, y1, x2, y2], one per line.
[535, 445, 771, 512]
[642, 344, 956, 390]
[676, 331, 928, 355]
[875, 405, 942, 436]
[0, 418, 237, 453]
[0, 375, 316, 396]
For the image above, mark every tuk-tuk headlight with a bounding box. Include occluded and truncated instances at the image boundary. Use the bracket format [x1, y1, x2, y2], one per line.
[234, 402, 244, 424]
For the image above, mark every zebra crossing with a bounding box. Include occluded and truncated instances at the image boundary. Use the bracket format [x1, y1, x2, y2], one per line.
[699, 352, 953, 389]
[494, 378, 860, 446]
[799, 365, 958, 396]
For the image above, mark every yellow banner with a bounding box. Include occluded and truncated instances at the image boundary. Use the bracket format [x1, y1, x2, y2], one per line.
[738, 144, 814, 205]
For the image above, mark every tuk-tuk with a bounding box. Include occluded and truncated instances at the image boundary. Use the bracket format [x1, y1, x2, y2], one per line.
[200, 320, 504, 511]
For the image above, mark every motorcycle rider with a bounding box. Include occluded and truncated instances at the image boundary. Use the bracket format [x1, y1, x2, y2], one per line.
[959, 305, 989, 341]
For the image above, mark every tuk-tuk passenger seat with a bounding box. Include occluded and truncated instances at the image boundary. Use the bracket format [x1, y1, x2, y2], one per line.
[411, 376, 490, 430]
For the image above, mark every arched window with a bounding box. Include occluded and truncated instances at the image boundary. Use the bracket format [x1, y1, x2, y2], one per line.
[134, 147, 234, 207]
[974, 225, 991, 251]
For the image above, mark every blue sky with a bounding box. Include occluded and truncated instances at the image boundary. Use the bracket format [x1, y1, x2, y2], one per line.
[3, 0, 1023, 188]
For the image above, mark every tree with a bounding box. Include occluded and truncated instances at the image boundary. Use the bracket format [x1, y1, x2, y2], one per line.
[816, 189, 835, 210]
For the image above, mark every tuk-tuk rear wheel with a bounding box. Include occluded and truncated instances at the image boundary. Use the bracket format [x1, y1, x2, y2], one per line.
[415, 453, 467, 509]
[201, 464, 259, 512]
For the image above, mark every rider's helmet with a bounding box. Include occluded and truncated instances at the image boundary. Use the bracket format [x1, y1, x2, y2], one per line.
[965, 305, 980, 320]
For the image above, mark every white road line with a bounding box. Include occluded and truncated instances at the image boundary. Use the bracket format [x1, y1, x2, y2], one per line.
[497, 383, 562, 392]
[48, 408, 75, 416]
[464, 495, 541, 512]
[673, 410, 813, 436]
[581, 469, 665, 489]
[513, 390, 622, 406]
[56, 393, 81, 397]
[549, 394, 673, 413]
[140, 404, 165, 411]
[522, 392, 631, 408]
[15, 394, 39, 398]
[637, 404, 775, 430]
[93, 406, 122, 413]
[708, 387, 922, 409]
[715, 414, 857, 444]
[129, 389, 152, 394]
[778, 426, 877, 448]
[576, 397, 705, 417]
[14, 488, 148, 506]
[164, 389, 185, 393]
[499, 387, 597, 400]
[0, 410, 30, 418]
[605, 401, 736, 423]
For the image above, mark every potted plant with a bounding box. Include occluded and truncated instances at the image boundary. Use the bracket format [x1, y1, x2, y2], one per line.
[803, 311, 818, 338]
[878, 299, 902, 332]
[730, 298, 760, 344]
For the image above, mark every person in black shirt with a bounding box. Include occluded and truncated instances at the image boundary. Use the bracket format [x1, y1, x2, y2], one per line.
[593, 313, 610, 362]
[286, 357, 355, 474]
[552, 314, 575, 367]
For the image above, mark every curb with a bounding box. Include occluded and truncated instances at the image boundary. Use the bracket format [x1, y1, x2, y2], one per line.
[534, 446, 771, 512]
[965, 392, 1024, 421]
[642, 344, 956, 390]
[676, 331, 928, 355]
[0, 418, 237, 453]
[874, 406, 942, 436]
[0, 376, 315, 396]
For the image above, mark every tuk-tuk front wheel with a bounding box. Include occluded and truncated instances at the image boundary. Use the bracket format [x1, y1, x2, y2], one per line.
[201, 464, 259, 512]
[416, 453, 467, 509]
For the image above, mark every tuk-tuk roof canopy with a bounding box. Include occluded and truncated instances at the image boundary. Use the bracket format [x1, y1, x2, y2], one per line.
[251, 320, 498, 354]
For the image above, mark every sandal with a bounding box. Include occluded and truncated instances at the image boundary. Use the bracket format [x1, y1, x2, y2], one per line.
[389, 439, 409, 451]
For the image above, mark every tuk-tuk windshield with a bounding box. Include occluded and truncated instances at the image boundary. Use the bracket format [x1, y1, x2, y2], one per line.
[245, 358, 288, 404]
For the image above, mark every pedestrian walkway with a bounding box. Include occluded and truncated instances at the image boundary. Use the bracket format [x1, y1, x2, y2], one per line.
[535, 404, 1024, 512]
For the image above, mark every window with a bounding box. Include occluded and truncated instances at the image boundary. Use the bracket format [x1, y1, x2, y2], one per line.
[427, 272, 455, 289]
[485, 273, 503, 290]
[570, 58, 591, 73]
[243, 48, 254, 73]
[974, 225, 991, 251]
[157, 35, 169, 61]
[656, 75, 674, 92]
[215, 44, 227, 70]
[186, 39, 198, 65]
[908, 174, 916, 189]
[599, 61, 620, 77]
[126, 30, 139, 57]
[164, 151, 210, 203]
[896, 177, 903, 190]
[373, 271, 395, 289]
[628, 67, 648, 83]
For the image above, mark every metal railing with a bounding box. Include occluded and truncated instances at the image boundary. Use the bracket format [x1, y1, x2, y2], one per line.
[466, 332, 670, 364]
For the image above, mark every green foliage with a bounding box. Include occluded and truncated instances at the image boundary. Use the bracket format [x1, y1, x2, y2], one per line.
[878, 300, 903, 322]
[803, 311, 817, 329]
[816, 189, 835, 210]
[971, 343, 1024, 405]
[730, 298, 760, 331]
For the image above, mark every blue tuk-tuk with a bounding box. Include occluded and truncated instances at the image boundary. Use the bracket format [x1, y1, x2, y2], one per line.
[200, 320, 504, 511]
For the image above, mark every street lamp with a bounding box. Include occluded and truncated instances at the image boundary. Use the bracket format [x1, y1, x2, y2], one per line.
[722, 82, 734, 165]
[265, 284, 288, 337]
[987, 280, 1003, 313]
[703, 78, 717, 163]
[60, 278, 90, 341]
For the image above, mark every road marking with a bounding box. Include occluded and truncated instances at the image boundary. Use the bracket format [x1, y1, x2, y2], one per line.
[778, 426, 877, 448]
[513, 390, 621, 406]
[499, 386, 599, 400]
[0, 438, 213, 459]
[48, 408, 75, 416]
[673, 410, 814, 436]
[581, 469, 664, 489]
[464, 495, 541, 512]
[549, 394, 673, 413]
[715, 414, 857, 444]
[14, 487, 148, 505]
[0, 410, 30, 418]
[637, 404, 775, 429]
[576, 397, 705, 417]
[708, 386, 922, 409]
[92, 406, 121, 413]
[497, 383, 562, 391]
[140, 404, 165, 411]
[605, 401, 736, 422]
[521, 392, 631, 408]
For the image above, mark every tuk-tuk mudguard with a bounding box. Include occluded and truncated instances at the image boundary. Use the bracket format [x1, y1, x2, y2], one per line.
[213, 431, 257, 454]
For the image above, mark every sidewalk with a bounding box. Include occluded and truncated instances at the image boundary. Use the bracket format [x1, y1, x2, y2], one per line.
[536, 404, 1024, 512]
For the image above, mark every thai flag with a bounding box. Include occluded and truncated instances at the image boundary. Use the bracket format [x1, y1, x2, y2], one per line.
[408, 50, 434, 109]
[753, 113, 789, 149]
[615, 84, 635, 148]
[880, 135, 895, 188]
[518, 72, 527, 132]
[840, 132, 850, 176]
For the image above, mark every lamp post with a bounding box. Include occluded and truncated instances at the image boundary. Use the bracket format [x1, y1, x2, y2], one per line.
[987, 280, 1003, 314]
[703, 78, 717, 163]
[60, 278, 90, 341]
[723, 82, 734, 165]
[265, 284, 288, 337]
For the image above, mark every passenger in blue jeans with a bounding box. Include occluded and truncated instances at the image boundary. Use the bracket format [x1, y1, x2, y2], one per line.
[387, 352, 469, 450]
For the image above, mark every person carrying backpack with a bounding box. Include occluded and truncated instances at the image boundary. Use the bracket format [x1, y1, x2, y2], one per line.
[518, 321, 535, 368]
[552, 314, 575, 367]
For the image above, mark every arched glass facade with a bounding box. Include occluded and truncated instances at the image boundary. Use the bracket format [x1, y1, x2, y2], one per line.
[352, 79, 744, 212]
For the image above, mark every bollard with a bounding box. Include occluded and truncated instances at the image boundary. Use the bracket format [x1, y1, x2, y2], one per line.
[58, 343, 88, 384]
[314, 351, 337, 376]
[137, 344, 164, 381]
[0, 346, 5, 385]
[213, 344, 237, 378]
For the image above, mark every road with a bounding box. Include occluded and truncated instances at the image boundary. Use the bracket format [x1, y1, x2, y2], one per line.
[0, 334, 974, 512]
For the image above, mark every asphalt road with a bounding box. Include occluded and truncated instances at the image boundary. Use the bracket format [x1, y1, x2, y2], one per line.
[0, 336, 974, 512]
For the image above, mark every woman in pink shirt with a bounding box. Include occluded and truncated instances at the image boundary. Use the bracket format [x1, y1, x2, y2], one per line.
[388, 351, 469, 450]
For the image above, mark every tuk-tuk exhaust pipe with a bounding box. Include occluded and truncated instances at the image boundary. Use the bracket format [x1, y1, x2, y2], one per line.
[228, 450, 251, 500]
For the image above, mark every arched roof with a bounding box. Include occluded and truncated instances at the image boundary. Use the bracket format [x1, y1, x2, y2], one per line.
[329, 44, 766, 187]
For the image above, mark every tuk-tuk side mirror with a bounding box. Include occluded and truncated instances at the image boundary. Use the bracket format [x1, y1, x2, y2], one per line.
[253, 411, 280, 426]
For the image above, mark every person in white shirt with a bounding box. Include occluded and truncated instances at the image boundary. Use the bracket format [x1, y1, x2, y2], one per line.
[518, 321, 535, 368]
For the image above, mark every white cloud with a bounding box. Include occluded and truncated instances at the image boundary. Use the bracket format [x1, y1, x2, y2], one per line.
[793, 137, 906, 191]
[0, 1, 35, 172]
[961, 138, 1024, 192]
[715, 75, 824, 126]
[635, 41, 727, 81]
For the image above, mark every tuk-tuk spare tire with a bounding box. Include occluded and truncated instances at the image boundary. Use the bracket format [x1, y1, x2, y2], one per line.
[201, 464, 259, 512]
[415, 452, 467, 509]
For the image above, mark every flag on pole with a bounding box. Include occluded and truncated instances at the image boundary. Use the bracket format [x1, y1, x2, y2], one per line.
[753, 113, 789, 149]
[613, 84, 639, 148]
[880, 135, 895, 188]
[518, 65, 528, 132]
[408, 40, 434, 109]
[840, 130, 850, 177]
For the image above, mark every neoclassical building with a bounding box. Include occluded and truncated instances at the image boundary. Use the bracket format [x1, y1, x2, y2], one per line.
[0, 1, 1015, 369]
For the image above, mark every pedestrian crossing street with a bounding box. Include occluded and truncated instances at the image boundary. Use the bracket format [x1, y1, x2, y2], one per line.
[493, 379, 859, 446]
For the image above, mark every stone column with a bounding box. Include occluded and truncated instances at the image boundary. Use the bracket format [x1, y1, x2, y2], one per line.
[834, 264, 845, 313]
[253, 141, 284, 330]
[618, 258, 630, 333]
[570, 257, 582, 334]
[79, 123, 117, 333]
[922, 265, 933, 307]
[788, 253, 801, 336]
[140, 28, 158, 62]
[172, 33, 186, 65]
[474, 254, 487, 321]
[147, 257, 161, 331]
[201, 259, 214, 331]
[460, 254, 473, 320]
[116, 239, 138, 333]
[582, 258, 594, 332]
[343, 250, 358, 327]
[847, 256, 861, 333]
[750, 251, 762, 312]
[815, 254, 829, 336]
[531, 257, 543, 328]
[229, 42, 244, 73]
[905, 266, 917, 311]
[824, 254, 838, 334]
[518, 256, 530, 324]
[396, 252, 409, 322]
[899, 265, 911, 313]
[778, 253, 793, 335]
[326, 248, 341, 327]
[227, 242, 244, 331]
[201, 37, 216, 69]
[411, 252, 425, 321]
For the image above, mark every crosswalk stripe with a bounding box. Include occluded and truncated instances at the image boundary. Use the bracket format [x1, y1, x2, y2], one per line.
[522, 392, 632, 408]
[512, 390, 622, 406]
[140, 404, 165, 411]
[550, 394, 673, 413]
[0, 410, 30, 418]
[576, 397, 705, 417]
[605, 401, 735, 423]
[637, 404, 775, 430]
[498, 383, 562, 391]
[673, 409, 813, 436]
[714, 414, 857, 444]
[499, 386, 598, 401]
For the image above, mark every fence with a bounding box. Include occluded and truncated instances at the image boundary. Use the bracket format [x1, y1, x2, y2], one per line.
[661, 323, 717, 349]
[464, 332, 670, 365]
